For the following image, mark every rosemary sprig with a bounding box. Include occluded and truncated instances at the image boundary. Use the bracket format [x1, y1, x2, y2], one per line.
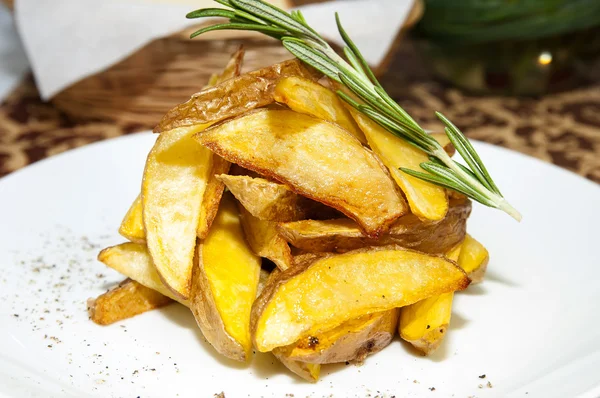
[186, 0, 522, 221]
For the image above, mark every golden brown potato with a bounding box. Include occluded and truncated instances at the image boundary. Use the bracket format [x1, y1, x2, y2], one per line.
[278, 197, 471, 254]
[251, 245, 469, 352]
[154, 59, 320, 133]
[189, 193, 261, 362]
[88, 279, 173, 325]
[273, 76, 366, 143]
[398, 245, 461, 355]
[399, 293, 454, 355]
[218, 173, 340, 222]
[119, 195, 145, 244]
[217, 174, 301, 222]
[196, 109, 408, 237]
[349, 109, 449, 222]
[238, 204, 293, 270]
[272, 350, 321, 382]
[282, 308, 399, 364]
[97, 243, 187, 305]
[142, 124, 214, 299]
[458, 234, 489, 284]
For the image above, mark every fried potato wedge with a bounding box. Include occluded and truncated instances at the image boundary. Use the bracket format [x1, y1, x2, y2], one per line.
[198, 155, 231, 238]
[262, 269, 321, 381]
[88, 279, 172, 325]
[349, 110, 449, 221]
[458, 234, 489, 284]
[119, 195, 145, 244]
[142, 125, 213, 299]
[273, 76, 366, 143]
[154, 59, 320, 133]
[251, 245, 469, 352]
[217, 174, 339, 222]
[238, 205, 293, 270]
[282, 308, 399, 364]
[190, 193, 261, 362]
[97, 243, 187, 305]
[398, 246, 461, 355]
[273, 349, 321, 382]
[399, 292, 454, 355]
[197, 109, 407, 237]
[278, 197, 471, 254]
[217, 174, 300, 222]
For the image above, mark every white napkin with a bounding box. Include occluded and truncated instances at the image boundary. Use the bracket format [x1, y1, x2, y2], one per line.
[0, 5, 28, 101]
[14, 0, 413, 100]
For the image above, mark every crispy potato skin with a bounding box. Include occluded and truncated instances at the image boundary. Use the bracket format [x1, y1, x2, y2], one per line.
[88, 279, 173, 325]
[283, 309, 399, 364]
[278, 198, 471, 254]
[190, 194, 261, 362]
[251, 245, 469, 352]
[273, 76, 366, 143]
[197, 109, 408, 237]
[154, 59, 320, 133]
[238, 204, 293, 270]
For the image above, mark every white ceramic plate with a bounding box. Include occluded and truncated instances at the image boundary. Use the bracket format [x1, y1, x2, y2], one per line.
[1, 132, 599, 398]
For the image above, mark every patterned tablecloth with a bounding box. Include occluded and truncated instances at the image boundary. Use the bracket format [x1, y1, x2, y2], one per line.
[1, 41, 599, 183]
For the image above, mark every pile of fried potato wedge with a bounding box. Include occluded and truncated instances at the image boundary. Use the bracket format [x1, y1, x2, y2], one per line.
[90, 48, 490, 382]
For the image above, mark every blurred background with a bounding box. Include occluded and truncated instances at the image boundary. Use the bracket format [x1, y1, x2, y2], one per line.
[0, 0, 599, 183]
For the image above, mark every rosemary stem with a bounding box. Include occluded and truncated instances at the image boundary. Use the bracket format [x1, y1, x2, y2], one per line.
[434, 148, 522, 221]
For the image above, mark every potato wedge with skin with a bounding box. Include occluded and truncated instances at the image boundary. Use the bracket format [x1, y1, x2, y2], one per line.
[399, 293, 454, 355]
[142, 125, 213, 299]
[217, 174, 300, 222]
[258, 269, 321, 381]
[273, 76, 366, 143]
[196, 109, 408, 237]
[190, 193, 261, 362]
[398, 246, 461, 355]
[251, 245, 469, 352]
[119, 195, 145, 244]
[349, 109, 449, 222]
[272, 350, 321, 382]
[458, 234, 489, 284]
[88, 279, 173, 325]
[238, 204, 293, 270]
[154, 59, 320, 133]
[282, 309, 400, 364]
[97, 243, 187, 305]
[218, 174, 340, 222]
[278, 197, 471, 254]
